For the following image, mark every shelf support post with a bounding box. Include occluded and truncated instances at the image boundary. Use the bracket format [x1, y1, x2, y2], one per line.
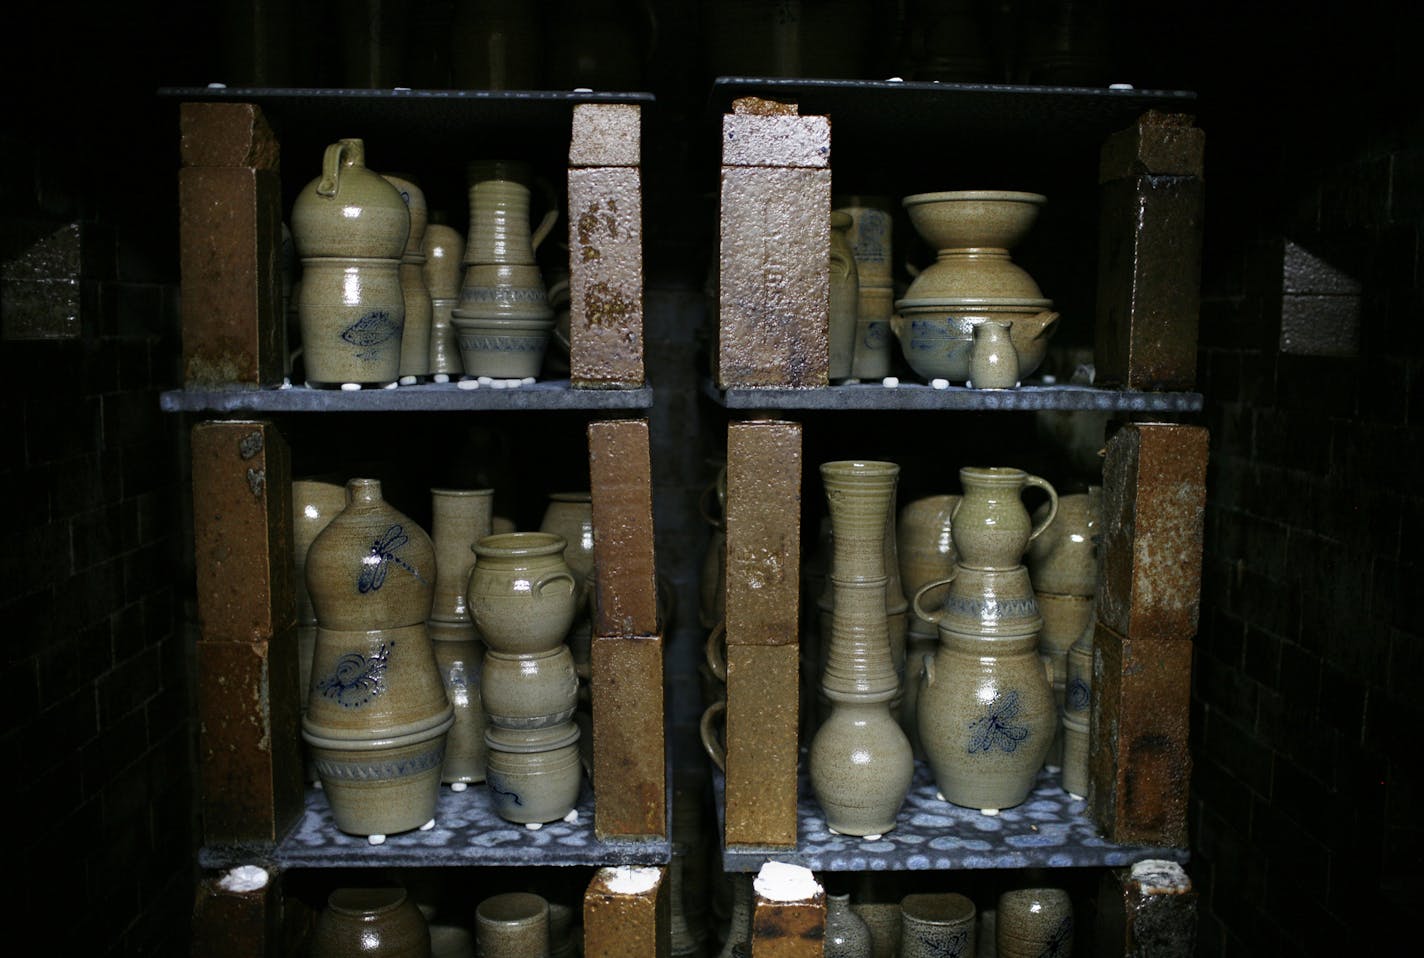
[583, 865, 669, 957]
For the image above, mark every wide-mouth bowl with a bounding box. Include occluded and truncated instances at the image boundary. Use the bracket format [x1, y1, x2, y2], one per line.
[903, 190, 1047, 251]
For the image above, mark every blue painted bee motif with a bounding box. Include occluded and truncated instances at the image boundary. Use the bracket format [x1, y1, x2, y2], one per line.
[357, 524, 426, 593]
[967, 689, 1031, 754]
[317, 642, 393, 707]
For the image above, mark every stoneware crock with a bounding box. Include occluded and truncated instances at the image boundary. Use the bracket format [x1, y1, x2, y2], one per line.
[311, 886, 430, 958]
[481, 645, 580, 729]
[298, 257, 406, 386]
[475, 891, 550, 958]
[467, 532, 578, 654]
[996, 887, 1074, 958]
[483, 722, 583, 824]
[899, 892, 976, 958]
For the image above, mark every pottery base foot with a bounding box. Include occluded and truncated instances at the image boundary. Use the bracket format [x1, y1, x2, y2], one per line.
[862, 833, 883, 841]
[1068, 792, 1084, 801]
[368, 833, 387, 845]
[450, 782, 468, 792]
[981, 808, 1000, 816]
[526, 822, 543, 831]
[420, 818, 435, 831]
[563, 809, 578, 823]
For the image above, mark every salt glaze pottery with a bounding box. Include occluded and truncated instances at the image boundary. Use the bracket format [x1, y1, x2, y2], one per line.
[294, 480, 349, 627]
[422, 222, 467, 300]
[305, 622, 453, 737]
[903, 190, 1045, 258]
[397, 257, 433, 379]
[481, 646, 580, 728]
[304, 713, 454, 836]
[429, 298, 463, 375]
[834, 194, 894, 286]
[429, 488, 495, 627]
[539, 492, 597, 600]
[451, 314, 554, 379]
[898, 494, 961, 639]
[913, 564, 1044, 637]
[306, 479, 435, 630]
[852, 283, 895, 380]
[457, 262, 556, 319]
[467, 532, 578, 654]
[918, 627, 1056, 812]
[428, 625, 488, 784]
[952, 467, 1059, 570]
[1025, 491, 1101, 597]
[475, 891, 550, 958]
[293, 139, 410, 260]
[823, 893, 873, 958]
[899, 892, 977, 958]
[890, 300, 1059, 383]
[298, 257, 406, 386]
[462, 160, 557, 267]
[381, 174, 428, 259]
[812, 461, 914, 836]
[996, 888, 1074, 958]
[311, 887, 431, 958]
[970, 319, 1018, 388]
[484, 722, 583, 824]
[829, 211, 860, 381]
[1060, 713, 1090, 798]
[1037, 591, 1093, 656]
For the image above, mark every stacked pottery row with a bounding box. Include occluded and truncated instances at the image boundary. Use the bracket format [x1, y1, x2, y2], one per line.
[452, 160, 561, 379]
[292, 139, 412, 387]
[1025, 487, 1103, 793]
[293, 479, 350, 784]
[467, 530, 583, 824]
[301, 479, 454, 839]
[912, 466, 1060, 814]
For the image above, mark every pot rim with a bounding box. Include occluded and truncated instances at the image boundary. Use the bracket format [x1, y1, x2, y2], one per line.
[903, 190, 1047, 207]
[473, 531, 567, 558]
[895, 297, 1054, 311]
[303, 707, 456, 749]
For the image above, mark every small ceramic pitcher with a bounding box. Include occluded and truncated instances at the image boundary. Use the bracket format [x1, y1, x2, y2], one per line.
[952, 467, 1058, 570]
[970, 319, 1018, 388]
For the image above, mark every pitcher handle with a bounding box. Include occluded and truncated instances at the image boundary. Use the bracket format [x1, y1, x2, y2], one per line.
[911, 573, 957, 625]
[531, 176, 560, 252]
[699, 699, 726, 773]
[704, 620, 727, 683]
[317, 140, 353, 197]
[1024, 474, 1059, 544]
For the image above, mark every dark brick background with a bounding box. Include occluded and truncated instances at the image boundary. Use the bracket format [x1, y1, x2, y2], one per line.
[2, 2, 1419, 955]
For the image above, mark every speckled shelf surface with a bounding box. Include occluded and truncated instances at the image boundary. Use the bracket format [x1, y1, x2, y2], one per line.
[715, 762, 1189, 873]
[160, 380, 654, 414]
[706, 379, 1203, 412]
[199, 780, 670, 870]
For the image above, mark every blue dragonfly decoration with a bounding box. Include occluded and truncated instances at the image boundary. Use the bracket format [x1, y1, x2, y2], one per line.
[358, 524, 426, 593]
[967, 689, 1031, 754]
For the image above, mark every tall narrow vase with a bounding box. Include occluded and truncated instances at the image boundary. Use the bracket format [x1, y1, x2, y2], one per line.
[809, 461, 914, 837]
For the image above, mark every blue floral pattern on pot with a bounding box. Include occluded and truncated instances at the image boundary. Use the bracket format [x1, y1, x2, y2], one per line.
[317, 642, 394, 708]
[968, 690, 1030, 754]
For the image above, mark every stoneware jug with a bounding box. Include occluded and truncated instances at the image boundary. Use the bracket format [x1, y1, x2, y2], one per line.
[918, 627, 1055, 812]
[969, 318, 1018, 388]
[311, 887, 430, 958]
[306, 479, 436, 631]
[539, 491, 596, 600]
[829, 210, 860, 381]
[293, 139, 410, 260]
[467, 532, 578, 654]
[952, 467, 1058, 570]
[294, 478, 348, 632]
[382, 173, 429, 259]
[825, 892, 873, 958]
[422, 222, 467, 300]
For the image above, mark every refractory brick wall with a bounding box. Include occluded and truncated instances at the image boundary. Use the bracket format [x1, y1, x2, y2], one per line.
[1, 131, 193, 957]
[1190, 94, 1423, 958]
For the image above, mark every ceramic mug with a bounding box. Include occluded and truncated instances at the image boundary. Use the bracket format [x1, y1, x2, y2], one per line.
[899, 892, 977, 958]
[476, 891, 550, 958]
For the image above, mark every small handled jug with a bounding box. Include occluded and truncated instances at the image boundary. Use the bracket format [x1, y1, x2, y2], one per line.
[951, 467, 1058, 569]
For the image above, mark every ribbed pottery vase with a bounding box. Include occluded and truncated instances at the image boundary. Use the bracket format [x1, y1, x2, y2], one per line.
[429, 487, 495, 628]
[810, 460, 913, 836]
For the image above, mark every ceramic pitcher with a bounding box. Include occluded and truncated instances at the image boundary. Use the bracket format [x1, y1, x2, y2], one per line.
[952, 467, 1058, 570]
[970, 318, 1018, 388]
[462, 160, 558, 267]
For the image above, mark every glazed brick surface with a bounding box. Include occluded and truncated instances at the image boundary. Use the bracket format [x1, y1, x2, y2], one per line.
[1098, 422, 1210, 642]
[722, 113, 831, 169]
[590, 634, 666, 839]
[588, 419, 657, 635]
[751, 891, 827, 958]
[569, 103, 641, 168]
[725, 421, 802, 646]
[583, 866, 668, 957]
[725, 643, 800, 848]
[191, 869, 282, 958]
[1099, 111, 1205, 181]
[179, 102, 280, 171]
[195, 632, 304, 844]
[179, 166, 286, 386]
[568, 168, 645, 388]
[191, 420, 295, 643]
[718, 166, 832, 387]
